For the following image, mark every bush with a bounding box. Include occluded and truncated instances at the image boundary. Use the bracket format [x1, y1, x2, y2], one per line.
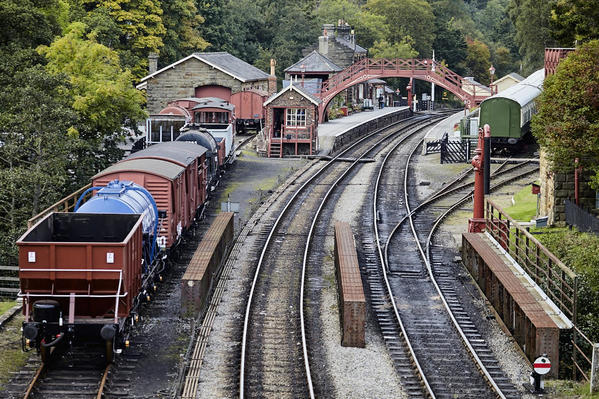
[535, 228, 599, 342]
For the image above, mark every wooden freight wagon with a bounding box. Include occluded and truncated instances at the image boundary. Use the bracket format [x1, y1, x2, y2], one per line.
[126, 141, 209, 225]
[181, 212, 234, 316]
[92, 158, 186, 249]
[18, 212, 144, 359]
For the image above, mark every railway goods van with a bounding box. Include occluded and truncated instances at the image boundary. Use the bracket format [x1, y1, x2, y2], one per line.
[125, 141, 209, 225]
[92, 159, 186, 249]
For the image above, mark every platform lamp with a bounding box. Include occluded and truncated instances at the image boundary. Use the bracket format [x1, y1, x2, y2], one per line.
[489, 65, 496, 95]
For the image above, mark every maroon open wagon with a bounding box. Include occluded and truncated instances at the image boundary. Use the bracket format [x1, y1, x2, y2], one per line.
[18, 212, 144, 362]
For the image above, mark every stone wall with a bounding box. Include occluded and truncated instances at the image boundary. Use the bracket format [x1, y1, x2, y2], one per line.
[539, 150, 596, 224]
[146, 57, 269, 114]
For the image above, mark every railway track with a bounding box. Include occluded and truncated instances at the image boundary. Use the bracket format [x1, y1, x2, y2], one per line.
[369, 129, 539, 398]
[239, 113, 449, 398]
[15, 346, 111, 399]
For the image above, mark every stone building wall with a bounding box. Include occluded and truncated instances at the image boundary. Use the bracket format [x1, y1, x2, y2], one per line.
[146, 57, 269, 114]
[539, 150, 596, 224]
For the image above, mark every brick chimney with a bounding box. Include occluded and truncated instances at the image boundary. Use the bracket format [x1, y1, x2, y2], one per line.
[268, 58, 277, 95]
[148, 52, 158, 74]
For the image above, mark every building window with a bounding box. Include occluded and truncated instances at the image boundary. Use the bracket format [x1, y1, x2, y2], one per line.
[286, 108, 306, 127]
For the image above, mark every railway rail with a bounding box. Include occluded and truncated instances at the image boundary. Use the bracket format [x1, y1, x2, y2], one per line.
[370, 128, 539, 398]
[239, 113, 449, 398]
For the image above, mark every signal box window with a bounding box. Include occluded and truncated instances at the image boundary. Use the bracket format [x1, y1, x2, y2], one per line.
[286, 108, 306, 127]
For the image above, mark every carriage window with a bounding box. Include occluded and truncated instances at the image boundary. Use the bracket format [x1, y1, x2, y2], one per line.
[286, 108, 306, 127]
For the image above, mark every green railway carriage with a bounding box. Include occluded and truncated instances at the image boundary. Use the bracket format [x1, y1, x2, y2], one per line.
[478, 69, 544, 146]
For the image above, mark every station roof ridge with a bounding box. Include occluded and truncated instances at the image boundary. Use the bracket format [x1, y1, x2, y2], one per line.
[138, 52, 269, 86]
[285, 50, 343, 73]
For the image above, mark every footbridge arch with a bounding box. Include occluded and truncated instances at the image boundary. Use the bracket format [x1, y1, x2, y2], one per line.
[317, 58, 489, 121]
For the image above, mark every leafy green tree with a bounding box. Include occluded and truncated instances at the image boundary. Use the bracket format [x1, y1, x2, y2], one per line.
[492, 46, 513, 77]
[81, 0, 166, 78]
[433, 20, 468, 74]
[157, 0, 208, 66]
[508, 0, 554, 75]
[39, 22, 147, 180]
[532, 41, 599, 184]
[366, 0, 435, 57]
[464, 38, 492, 84]
[551, 0, 599, 47]
[0, 0, 62, 48]
[0, 65, 78, 264]
[315, 0, 386, 49]
[369, 38, 418, 59]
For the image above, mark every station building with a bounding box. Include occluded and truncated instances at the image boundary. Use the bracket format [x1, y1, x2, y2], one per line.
[137, 52, 274, 115]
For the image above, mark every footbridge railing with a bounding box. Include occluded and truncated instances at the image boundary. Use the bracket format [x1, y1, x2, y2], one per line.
[318, 58, 489, 120]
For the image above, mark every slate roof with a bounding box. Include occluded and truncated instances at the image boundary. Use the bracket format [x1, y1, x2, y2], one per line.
[264, 82, 322, 107]
[138, 52, 269, 84]
[285, 51, 342, 73]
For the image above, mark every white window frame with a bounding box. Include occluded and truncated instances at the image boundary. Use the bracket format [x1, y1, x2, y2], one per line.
[286, 108, 307, 127]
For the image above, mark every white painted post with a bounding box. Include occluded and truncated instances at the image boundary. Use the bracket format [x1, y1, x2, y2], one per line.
[591, 343, 599, 394]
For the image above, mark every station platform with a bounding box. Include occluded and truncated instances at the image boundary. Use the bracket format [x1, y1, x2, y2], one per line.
[318, 106, 410, 155]
[422, 109, 464, 142]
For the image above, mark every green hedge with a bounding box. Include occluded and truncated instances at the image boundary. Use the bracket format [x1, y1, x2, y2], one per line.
[535, 228, 599, 342]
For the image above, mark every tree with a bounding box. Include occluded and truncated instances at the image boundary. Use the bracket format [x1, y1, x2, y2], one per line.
[366, 0, 435, 57]
[0, 0, 62, 49]
[531, 41, 599, 185]
[433, 20, 468, 74]
[551, 0, 599, 47]
[0, 65, 79, 264]
[508, 0, 554, 75]
[492, 46, 513, 77]
[38, 22, 147, 180]
[465, 38, 492, 84]
[156, 0, 209, 66]
[369, 39, 418, 59]
[80, 0, 166, 78]
[315, 0, 387, 49]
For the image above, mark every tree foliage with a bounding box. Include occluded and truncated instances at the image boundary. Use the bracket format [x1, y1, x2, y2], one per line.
[369, 39, 418, 59]
[508, 0, 554, 75]
[532, 41, 599, 183]
[464, 39, 492, 84]
[366, 0, 435, 57]
[0, 65, 79, 264]
[80, 0, 166, 78]
[39, 21, 147, 180]
[551, 0, 599, 47]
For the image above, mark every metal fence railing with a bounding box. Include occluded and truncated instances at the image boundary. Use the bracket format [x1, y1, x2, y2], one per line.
[0, 265, 19, 299]
[484, 198, 595, 380]
[27, 183, 92, 228]
[565, 199, 599, 234]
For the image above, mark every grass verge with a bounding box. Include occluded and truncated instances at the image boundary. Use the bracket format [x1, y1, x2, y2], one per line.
[504, 185, 538, 221]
